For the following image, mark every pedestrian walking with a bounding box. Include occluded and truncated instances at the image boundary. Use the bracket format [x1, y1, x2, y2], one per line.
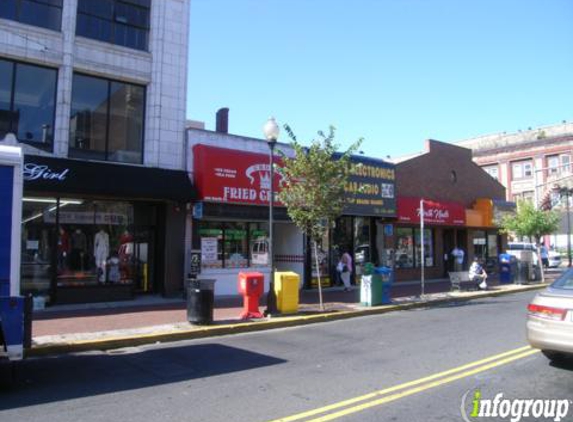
[540, 242, 549, 269]
[469, 257, 487, 290]
[337, 250, 353, 291]
[451, 246, 465, 271]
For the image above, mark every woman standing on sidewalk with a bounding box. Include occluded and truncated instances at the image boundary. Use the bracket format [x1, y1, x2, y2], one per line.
[337, 250, 353, 292]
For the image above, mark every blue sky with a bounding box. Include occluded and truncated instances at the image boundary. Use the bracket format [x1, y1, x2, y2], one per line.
[187, 0, 573, 159]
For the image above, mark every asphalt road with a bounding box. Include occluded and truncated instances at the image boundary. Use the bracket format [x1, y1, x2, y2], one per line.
[1, 291, 572, 422]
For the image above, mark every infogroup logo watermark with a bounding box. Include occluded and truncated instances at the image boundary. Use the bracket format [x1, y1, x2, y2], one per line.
[461, 389, 572, 422]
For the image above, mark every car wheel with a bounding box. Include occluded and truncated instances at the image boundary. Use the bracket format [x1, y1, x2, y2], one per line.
[542, 350, 572, 364]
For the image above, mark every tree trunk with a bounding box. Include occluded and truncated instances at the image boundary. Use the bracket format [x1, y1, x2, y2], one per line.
[313, 240, 324, 311]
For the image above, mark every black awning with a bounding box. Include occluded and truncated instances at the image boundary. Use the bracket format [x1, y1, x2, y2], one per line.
[23, 155, 195, 202]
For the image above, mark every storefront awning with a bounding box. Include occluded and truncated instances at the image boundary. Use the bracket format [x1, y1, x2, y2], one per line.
[23, 155, 195, 203]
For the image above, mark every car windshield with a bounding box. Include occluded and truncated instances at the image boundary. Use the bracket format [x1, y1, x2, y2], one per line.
[551, 270, 573, 290]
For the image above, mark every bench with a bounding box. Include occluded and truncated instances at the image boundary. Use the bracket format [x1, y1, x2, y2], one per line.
[448, 271, 474, 291]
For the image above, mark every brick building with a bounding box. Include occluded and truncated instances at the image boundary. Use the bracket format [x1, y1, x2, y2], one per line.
[0, 0, 194, 304]
[391, 140, 509, 280]
[457, 123, 573, 249]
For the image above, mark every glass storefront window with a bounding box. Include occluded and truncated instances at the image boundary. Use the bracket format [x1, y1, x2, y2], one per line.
[415, 228, 434, 267]
[473, 230, 487, 260]
[199, 224, 223, 269]
[21, 197, 156, 300]
[311, 228, 330, 288]
[354, 217, 371, 276]
[488, 233, 498, 258]
[224, 223, 248, 269]
[249, 223, 268, 267]
[396, 228, 414, 268]
[21, 197, 58, 296]
[54, 199, 135, 286]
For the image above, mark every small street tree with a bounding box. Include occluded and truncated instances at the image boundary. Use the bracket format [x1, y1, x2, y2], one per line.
[277, 126, 361, 309]
[500, 200, 560, 283]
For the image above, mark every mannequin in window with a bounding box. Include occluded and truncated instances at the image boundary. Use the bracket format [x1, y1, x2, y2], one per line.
[71, 228, 87, 271]
[94, 228, 110, 282]
[57, 226, 70, 272]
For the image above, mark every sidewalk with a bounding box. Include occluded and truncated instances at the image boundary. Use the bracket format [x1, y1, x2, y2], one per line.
[29, 272, 561, 356]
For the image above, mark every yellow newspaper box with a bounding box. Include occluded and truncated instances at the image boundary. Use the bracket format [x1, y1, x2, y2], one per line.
[274, 271, 300, 314]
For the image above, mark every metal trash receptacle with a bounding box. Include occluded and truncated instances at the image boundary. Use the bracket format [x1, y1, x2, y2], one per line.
[187, 278, 216, 325]
[274, 271, 300, 314]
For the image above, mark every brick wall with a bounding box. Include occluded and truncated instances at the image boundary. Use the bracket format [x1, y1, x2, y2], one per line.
[396, 139, 506, 206]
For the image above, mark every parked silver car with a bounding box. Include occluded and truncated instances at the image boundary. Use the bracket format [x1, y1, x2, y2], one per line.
[526, 268, 573, 363]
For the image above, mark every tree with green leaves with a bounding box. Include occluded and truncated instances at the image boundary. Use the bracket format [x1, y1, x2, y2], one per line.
[277, 125, 362, 309]
[500, 200, 560, 283]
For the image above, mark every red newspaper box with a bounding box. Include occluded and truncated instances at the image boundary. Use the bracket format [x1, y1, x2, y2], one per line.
[238, 272, 264, 319]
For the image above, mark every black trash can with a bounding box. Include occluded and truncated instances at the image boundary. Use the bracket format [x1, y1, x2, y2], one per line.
[187, 279, 216, 325]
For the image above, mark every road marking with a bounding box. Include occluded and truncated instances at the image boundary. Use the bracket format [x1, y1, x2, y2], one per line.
[268, 346, 537, 422]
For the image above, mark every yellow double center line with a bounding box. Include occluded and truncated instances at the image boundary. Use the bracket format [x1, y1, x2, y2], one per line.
[268, 345, 539, 422]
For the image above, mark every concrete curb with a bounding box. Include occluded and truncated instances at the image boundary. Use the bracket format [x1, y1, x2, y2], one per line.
[28, 283, 547, 358]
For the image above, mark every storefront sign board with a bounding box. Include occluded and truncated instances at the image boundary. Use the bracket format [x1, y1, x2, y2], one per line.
[397, 197, 466, 226]
[193, 144, 284, 206]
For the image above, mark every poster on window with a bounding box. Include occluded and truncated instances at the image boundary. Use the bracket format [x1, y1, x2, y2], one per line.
[201, 237, 218, 262]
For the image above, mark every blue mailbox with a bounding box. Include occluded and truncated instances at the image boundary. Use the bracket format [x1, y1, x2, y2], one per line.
[499, 253, 513, 284]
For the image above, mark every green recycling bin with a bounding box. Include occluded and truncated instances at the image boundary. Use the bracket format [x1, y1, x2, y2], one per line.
[360, 263, 384, 306]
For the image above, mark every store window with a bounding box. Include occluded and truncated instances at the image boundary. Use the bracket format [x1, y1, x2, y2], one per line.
[395, 227, 435, 268]
[473, 230, 487, 260]
[353, 217, 371, 277]
[76, 0, 150, 51]
[487, 233, 498, 259]
[21, 197, 58, 296]
[249, 223, 268, 267]
[69, 73, 145, 164]
[0, 59, 57, 146]
[1, 0, 63, 31]
[224, 223, 248, 269]
[395, 228, 414, 269]
[311, 227, 330, 287]
[199, 224, 223, 269]
[415, 228, 434, 267]
[20, 198, 157, 298]
[199, 222, 267, 269]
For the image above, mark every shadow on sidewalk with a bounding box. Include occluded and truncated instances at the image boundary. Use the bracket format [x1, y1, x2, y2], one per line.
[0, 343, 287, 409]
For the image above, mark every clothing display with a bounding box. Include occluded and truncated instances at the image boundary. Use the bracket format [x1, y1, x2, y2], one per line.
[94, 230, 110, 282]
[70, 229, 88, 270]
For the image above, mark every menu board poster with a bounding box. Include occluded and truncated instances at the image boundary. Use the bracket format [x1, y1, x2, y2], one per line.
[201, 238, 219, 262]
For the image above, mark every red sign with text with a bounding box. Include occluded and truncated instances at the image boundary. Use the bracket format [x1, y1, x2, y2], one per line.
[193, 144, 284, 206]
[397, 197, 466, 226]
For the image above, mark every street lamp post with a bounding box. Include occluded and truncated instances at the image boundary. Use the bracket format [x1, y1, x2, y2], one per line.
[554, 186, 573, 267]
[263, 117, 280, 316]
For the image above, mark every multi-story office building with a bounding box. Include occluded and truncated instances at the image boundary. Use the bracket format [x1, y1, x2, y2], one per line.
[0, 0, 193, 304]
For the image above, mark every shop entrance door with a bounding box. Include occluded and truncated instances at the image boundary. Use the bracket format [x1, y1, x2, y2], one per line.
[443, 229, 455, 275]
[128, 226, 156, 293]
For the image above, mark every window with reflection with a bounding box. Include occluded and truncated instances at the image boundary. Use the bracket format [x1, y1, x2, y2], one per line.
[395, 228, 414, 269]
[0, 59, 57, 145]
[76, 0, 150, 51]
[21, 197, 58, 296]
[69, 73, 145, 163]
[0, 0, 63, 31]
